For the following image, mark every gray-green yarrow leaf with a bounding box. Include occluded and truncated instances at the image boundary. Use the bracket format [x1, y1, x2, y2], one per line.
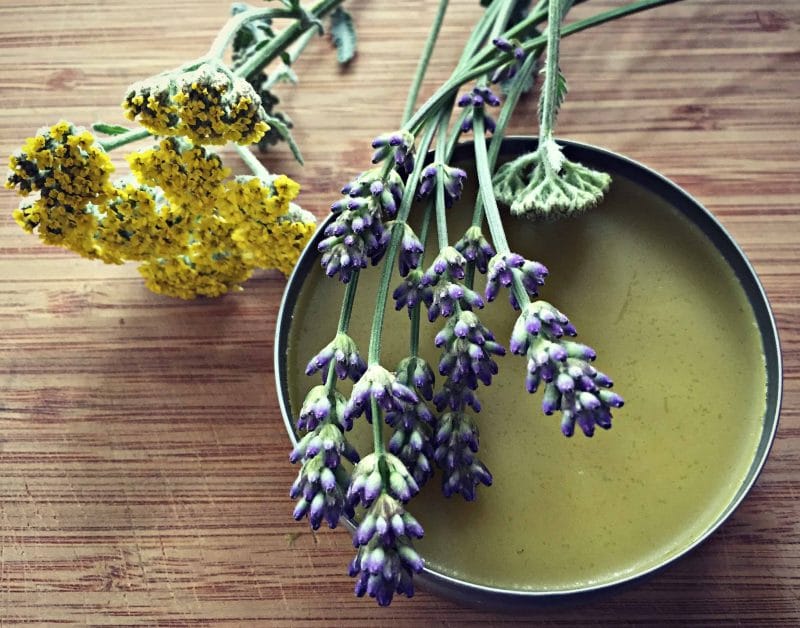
[264, 113, 305, 166]
[92, 122, 133, 136]
[330, 7, 357, 65]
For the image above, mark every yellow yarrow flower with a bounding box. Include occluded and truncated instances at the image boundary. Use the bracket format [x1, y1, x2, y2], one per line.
[127, 137, 230, 212]
[122, 66, 269, 146]
[122, 83, 181, 136]
[138, 249, 253, 300]
[12, 197, 100, 258]
[6, 120, 114, 213]
[95, 181, 188, 263]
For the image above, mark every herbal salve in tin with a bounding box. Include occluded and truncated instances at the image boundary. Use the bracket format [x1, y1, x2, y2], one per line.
[286, 172, 766, 591]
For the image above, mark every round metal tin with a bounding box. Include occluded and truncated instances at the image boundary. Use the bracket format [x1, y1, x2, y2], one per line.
[274, 137, 782, 608]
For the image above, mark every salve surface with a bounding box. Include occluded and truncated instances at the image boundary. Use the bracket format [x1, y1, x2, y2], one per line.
[287, 173, 766, 591]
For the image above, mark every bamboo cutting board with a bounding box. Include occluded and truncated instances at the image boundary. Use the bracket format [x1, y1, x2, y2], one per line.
[0, 1, 798, 624]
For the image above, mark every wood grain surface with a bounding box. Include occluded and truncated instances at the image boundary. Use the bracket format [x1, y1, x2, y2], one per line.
[1, 0, 799, 624]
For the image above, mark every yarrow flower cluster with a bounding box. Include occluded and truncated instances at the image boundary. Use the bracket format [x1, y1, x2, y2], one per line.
[4, 0, 353, 298]
[124, 66, 270, 146]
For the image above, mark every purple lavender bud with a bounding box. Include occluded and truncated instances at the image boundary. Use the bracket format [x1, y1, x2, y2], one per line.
[594, 372, 613, 388]
[599, 390, 624, 407]
[592, 407, 612, 429]
[398, 226, 424, 277]
[457, 92, 473, 107]
[402, 512, 424, 539]
[542, 384, 561, 415]
[460, 114, 473, 133]
[556, 372, 574, 393]
[320, 467, 336, 491]
[371, 146, 390, 163]
[561, 410, 575, 437]
[578, 391, 601, 411]
[563, 341, 596, 361]
[398, 545, 424, 572]
[293, 497, 309, 520]
[388, 472, 413, 502]
[577, 412, 596, 437]
[366, 546, 386, 574]
[331, 198, 348, 213]
[484, 115, 496, 134]
[442, 166, 468, 207]
[492, 37, 513, 52]
[480, 87, 501, 107]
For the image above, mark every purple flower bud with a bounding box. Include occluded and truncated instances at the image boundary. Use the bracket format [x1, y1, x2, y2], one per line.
[397, 225, 424, 277]
[493, 37, 513, 53]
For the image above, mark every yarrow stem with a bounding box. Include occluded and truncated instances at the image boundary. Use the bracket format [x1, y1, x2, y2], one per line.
[98, 128, 151, 152]
[235, 142, 272, 179]
[207, 7, 290, 61]
[234, 0, 345, 80]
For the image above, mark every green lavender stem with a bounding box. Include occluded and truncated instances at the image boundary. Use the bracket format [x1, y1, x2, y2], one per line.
[470, 48, 541, 227]
[367, 119, 439, 365]
[472, 113, 528, 306]
[404, 0, 682, 135]
[403, 0, 450, 123]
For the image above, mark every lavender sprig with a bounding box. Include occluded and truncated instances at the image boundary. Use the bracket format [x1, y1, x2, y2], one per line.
[385, 356, 436, 487]
[289, 419, 358, 530]
[510, 301, 623, 436]
[434, 409, 492, 500]
[485, 252, 548, 309]
[289, 0, 680, 606]
[454, 226, 495, 274]
[349, 494, 424, 606]
[305, 332, 367, 383]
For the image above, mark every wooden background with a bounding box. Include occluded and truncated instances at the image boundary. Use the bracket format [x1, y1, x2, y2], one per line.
[1, 0, 798, 624]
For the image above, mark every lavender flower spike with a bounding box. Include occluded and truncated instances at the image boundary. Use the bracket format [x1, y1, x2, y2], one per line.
[486, 252, 548, 307]
[396, 223, 424, 277]
[305, 333, 367, 383]
[454, 226, 495, 274]
[434, 410, 492, 500]
[290, 423, 359, 530]
[510, 301, 623, 437]
[343, 364, 419, 426]
[421, 245, 466, 286]
[347, 453, 420, 508]
[349, 494, 424, 606]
